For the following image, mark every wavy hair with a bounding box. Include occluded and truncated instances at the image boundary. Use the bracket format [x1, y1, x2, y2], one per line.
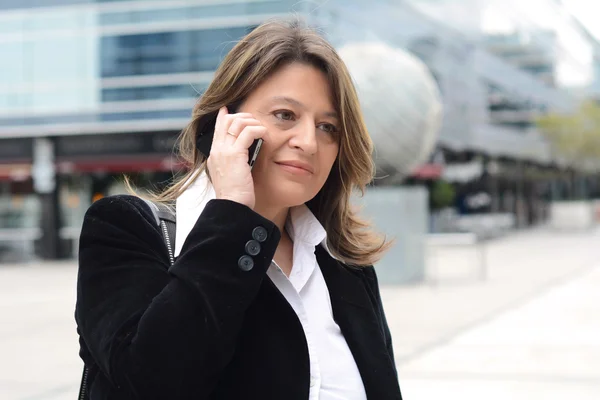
[139, 17, 393, 267]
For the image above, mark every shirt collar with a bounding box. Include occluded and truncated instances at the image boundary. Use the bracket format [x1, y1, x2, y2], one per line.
[174, 170, 336, 260]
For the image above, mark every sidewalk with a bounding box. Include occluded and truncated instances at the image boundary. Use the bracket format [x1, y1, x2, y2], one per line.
[0, 226, 599, 399]
[381, 226, 600, 399]
[382, 226, 600, 363]
[397, 262, 600, 399]
[0, 261, 81, 400]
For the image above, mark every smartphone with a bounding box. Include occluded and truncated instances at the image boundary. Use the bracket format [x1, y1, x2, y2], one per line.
[195, 104, 263, 169]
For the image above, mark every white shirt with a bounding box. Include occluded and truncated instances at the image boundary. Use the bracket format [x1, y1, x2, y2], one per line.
[174, 171, 367, 400]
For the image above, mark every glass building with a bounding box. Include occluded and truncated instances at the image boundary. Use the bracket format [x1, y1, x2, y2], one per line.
[315, 0, 600, 227]
[1, 0, 599, 259]
[0, 0, 308, 259]
[0, 0, 305, 134]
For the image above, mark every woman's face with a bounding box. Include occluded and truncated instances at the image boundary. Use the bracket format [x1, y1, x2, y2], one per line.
[239, 62, 340, 209]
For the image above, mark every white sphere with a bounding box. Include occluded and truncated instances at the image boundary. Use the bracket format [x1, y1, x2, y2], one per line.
[338, 42, 443, 181]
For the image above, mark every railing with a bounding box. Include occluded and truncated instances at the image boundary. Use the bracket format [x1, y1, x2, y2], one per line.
[0, 225, 82, 263]
[60, 226, 81, 259]
[0, 227, 42, 263]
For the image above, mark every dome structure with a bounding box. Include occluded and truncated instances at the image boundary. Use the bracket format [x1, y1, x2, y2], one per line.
[338, 42, 443, 182]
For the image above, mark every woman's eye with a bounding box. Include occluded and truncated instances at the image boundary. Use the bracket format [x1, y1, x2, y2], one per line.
[274, 110, 295, 121]
[319, 123, 338, 134]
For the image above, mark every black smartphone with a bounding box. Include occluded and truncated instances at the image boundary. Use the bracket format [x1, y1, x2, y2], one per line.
[195, 104, 263, 169]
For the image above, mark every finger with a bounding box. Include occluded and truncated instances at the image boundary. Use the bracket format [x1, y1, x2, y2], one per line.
[219, 112, 255, 143]
[234, 125, 268, 151]
[212, 106, 230, 144]
[227, 118, 263, 137]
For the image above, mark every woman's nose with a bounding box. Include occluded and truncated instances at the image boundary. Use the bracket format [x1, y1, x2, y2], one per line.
[289, 121, 318, 154]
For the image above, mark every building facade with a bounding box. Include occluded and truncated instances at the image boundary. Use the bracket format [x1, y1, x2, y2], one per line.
[0, 0, 306, 259]
[313, 0, 599, 228]
[1, 0, 599, 259]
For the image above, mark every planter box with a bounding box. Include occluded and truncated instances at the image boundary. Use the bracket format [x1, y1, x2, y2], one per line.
[357, 186, 428, 284]
[549, 201, 595, 230]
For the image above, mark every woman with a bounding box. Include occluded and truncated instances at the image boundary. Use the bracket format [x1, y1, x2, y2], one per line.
[75, 18, 402, 400]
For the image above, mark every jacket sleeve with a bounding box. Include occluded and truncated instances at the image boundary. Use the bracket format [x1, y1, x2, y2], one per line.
[75, 195, 281, 399]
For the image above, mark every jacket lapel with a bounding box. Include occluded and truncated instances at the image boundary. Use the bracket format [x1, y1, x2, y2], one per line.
[316, 246, 401, 399]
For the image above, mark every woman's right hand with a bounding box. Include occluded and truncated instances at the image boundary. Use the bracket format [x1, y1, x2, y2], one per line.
[207, 106, 268, 210]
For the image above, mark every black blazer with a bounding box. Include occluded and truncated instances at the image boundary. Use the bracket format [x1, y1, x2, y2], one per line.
[75, 195, 402, 399]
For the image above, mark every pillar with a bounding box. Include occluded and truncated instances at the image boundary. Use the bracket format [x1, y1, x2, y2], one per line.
[32, 137, 62, 260]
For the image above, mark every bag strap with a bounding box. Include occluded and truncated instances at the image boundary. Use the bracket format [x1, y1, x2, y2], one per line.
[142, 198, 177, 265]
[78, 198, 177, 400]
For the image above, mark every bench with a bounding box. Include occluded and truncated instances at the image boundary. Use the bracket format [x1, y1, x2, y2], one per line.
[425, 232, 487, 285]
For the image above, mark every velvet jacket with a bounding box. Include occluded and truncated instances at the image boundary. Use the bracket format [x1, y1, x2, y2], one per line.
[75, 195, 402, 399]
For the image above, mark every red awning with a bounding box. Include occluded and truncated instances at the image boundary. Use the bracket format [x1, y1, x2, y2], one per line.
[0, 164, 32, 181]
[56, 156, 186, 174]
[410, 163, 444, 179]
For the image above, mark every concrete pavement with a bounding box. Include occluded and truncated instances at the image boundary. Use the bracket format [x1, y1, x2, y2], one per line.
[384, 226, 600, 363]
[396, 262, 600, 400]
[383, 226, 600, 399]
[0, 262, 80, 399]
[1, 226, 599, 399]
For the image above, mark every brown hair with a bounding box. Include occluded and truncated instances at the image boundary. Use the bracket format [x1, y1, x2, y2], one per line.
[140, 17, 393, 267]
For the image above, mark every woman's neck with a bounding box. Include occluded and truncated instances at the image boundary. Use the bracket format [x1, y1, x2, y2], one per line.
[254, 204, 289, 235]
[273, 230, 294, 276]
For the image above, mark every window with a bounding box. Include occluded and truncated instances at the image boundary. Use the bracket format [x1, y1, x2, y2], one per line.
[0, 108, 191, 126]
[101, 85, 204, 102]
[98, 1, 290, 26]
[101, 27, 251, 77]
[100, 109, 190, 122]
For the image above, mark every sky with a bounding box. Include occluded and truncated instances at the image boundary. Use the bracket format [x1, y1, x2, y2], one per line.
[411, 0, 599, 87]
[562, 0, 600, 40]
[479, 0, 599, 87]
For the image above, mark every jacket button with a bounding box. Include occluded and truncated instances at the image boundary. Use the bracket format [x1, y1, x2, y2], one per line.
[238, 255, 254, 271]
[245, 240, 261, 256]
[252, 226, 268, 242]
